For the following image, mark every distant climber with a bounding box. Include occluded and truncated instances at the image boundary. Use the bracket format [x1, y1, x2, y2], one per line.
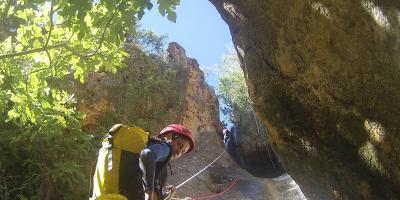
[222, 126, 236, 157]
[222, 127, 231, 147]
[90, 124, 195, 200]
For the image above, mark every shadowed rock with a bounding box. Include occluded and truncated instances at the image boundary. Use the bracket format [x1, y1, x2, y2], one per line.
[210, 0, 400, 199]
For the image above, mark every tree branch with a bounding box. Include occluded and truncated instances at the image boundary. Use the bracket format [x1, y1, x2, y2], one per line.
[63, 15, 115, 58]
[52, 47, 63, 69]
[63, 45, 84, 57]
[29, 66, 51, 75]
[0, 43, 66, 59]
[44, 3, 55, 74]
[45, 50, 52, 68]
[0, 0, 11, 22]
[45, 2, 55, 47]
[45, 6, 61, 47]
[0, 0, 13, 39]
[0, 13, 114, 60]
[86, 15, 115, 57]
[0, 32, 73, 60]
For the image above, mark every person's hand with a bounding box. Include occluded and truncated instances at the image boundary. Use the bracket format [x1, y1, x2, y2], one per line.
[166, 185, 176, 194]
[144, 190, 153, 200]
[163, 185, 176, 199]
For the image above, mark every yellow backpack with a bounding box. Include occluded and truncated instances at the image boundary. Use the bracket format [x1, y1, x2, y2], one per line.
[90, 124, 160, 200]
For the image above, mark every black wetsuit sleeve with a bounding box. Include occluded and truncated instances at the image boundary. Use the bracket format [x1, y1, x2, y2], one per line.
[139, 142, 171, 191]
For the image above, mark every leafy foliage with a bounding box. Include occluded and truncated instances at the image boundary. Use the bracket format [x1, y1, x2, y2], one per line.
[216, 47, 252, 121]
[216, 47, 270, 149]
[216, 48, 285, 178]
[131, 29, 168, 55]
[0, 119, 93, 200]
[157, 0, 180, 22]
[0, 0, 180, 199]
[0, 0, 180, 128]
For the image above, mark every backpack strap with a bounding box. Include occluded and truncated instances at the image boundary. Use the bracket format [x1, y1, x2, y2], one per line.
[106, 124, 124, 171]
[89, 126, 121, 198]
[108, 124, 124, 135]
[147, 138, 173, 175]
[106, 134, 113, 171]
[147, 138, 173, 199]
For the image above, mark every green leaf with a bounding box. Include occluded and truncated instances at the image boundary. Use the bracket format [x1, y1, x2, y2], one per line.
[32, 25, 41, 37]
[167, 10, 177, 23]
[16, 10, 28, 20]
[15, 43, 24, 51]
[84, 14, 93, 26]
[33, 40, 41, 48]
[1, 37, 13, 51]
[138, 9, 145, 19]
[158, 3, 166, 16]
[147, 2, 154, 10]
[25, 106, 34, 122]
[7, 109, 20, 120]
[42, 101, 51, 109]
[55, 115, 67, 127]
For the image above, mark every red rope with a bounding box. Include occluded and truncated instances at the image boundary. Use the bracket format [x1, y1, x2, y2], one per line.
[192, 176, 239, 200]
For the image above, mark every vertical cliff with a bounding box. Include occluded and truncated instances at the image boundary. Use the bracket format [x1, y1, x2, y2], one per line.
[167, 42, 223, 135]
[163, 42, 236, 197]
[210, 0, 400, 199]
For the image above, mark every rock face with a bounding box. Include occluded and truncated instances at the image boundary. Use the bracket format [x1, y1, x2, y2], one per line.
[227, 108, 286, 178]
[210, 0, 400, 199]
[167, 42, 223, 135]
[77, 42, 222, 136]
[164, 42, 235, 196]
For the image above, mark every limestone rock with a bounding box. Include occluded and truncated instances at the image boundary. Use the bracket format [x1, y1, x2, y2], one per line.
[165, 42, 235, 196]
[167, 42, 223, 136]
[210, 0, 400, 199]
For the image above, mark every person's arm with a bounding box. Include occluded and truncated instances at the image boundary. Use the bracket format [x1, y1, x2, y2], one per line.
[139, 142, 171, 193]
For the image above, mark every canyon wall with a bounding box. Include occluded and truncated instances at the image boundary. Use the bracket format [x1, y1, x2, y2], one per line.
[210, 0, 400, 199]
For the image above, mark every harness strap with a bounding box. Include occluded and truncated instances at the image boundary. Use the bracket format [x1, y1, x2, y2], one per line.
[107, 134, 113, 171]
[168, 163, 173, 175]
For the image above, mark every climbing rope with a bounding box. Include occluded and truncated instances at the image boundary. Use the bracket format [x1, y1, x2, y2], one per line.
[168, 147, 240, 200]
[252, 111, 278, 168]
[192, 176, 239, 200]
[176, 148, 226, 189]
[170, 176, 239, 200]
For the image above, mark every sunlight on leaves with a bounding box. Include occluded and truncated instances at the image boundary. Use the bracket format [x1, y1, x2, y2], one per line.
[310, 2, 332, 19]
[364, 119, 386, 143]
[361, 0, 390, 29]
[359, 141, 388, 177]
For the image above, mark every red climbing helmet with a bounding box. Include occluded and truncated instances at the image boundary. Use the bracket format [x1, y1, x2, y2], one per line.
[159, 124, 195, 153]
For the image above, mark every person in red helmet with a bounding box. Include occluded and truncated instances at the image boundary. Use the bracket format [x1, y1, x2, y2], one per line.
[140, 124, 195, 200]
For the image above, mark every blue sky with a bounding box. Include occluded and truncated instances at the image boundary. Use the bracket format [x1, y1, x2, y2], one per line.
[139, 0, 232, 83]
[139, 0, 233, 125]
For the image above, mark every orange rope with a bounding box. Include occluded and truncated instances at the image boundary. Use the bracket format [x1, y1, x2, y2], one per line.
[193, 176, 239, 200]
